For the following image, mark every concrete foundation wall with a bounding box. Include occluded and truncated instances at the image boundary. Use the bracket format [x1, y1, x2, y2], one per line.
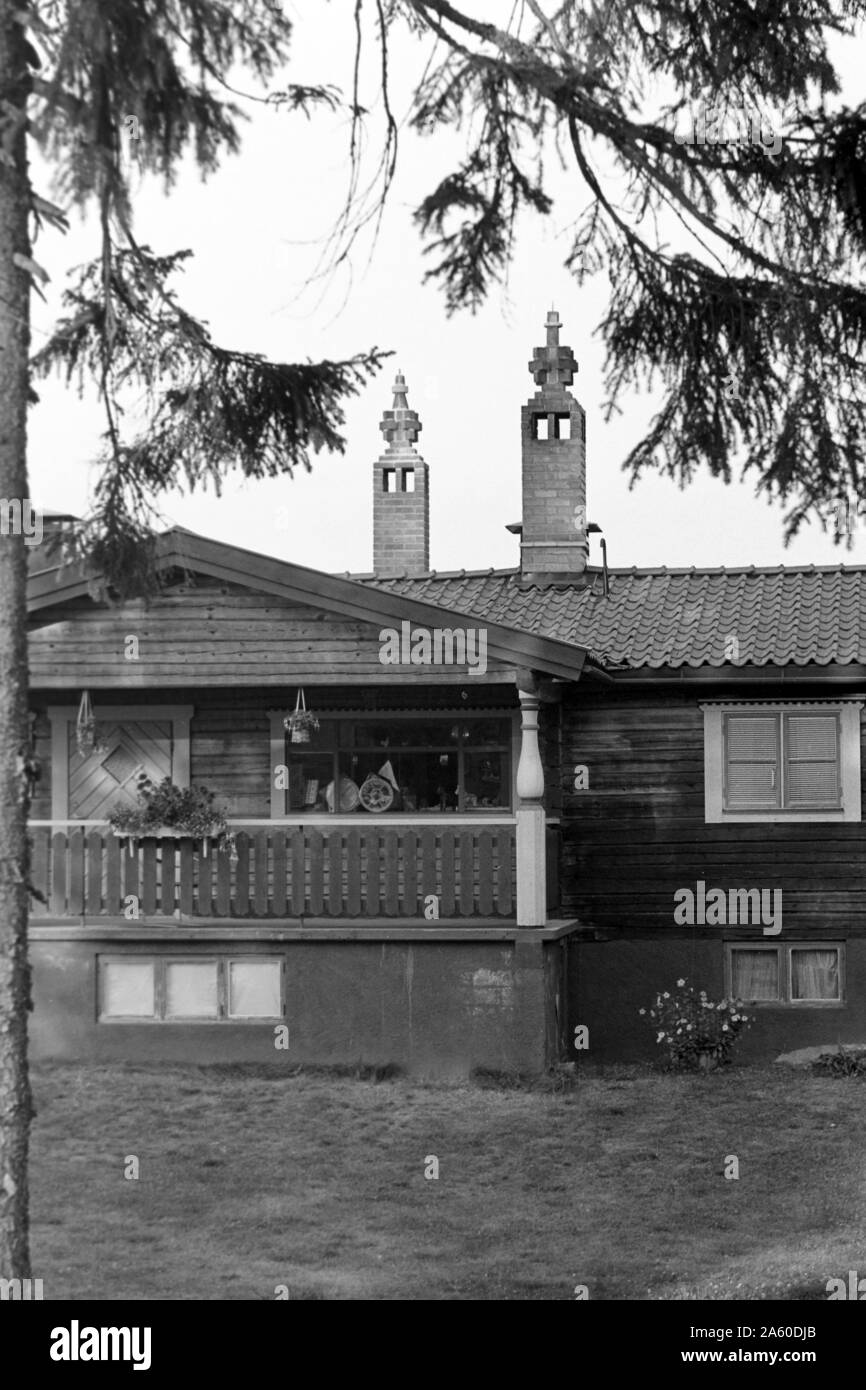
[30, 929, 571, 1075]
[572, 938, 866, 1061]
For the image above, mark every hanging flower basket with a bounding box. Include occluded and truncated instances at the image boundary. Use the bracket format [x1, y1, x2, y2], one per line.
[75, 690, 107, 758]
[284, 689, 319, 744]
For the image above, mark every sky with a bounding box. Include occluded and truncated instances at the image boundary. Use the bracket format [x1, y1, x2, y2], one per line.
[23, 1, 866, 578]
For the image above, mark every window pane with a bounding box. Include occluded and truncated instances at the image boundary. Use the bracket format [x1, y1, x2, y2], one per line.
[165, 961, 218, 1018]
[726, 715, 779, 808]
[463, 751, 509, 809]
[791, 949, 840, 1001]
[339, 751, 459, 812]
[352, 720, 458, 749]
[101, 961, 155, 1018]
[727, 715, 778, 761]
[465, 718, 511, 746]
[786, 762, 840, 806]
[285, 753, 335, 812]
[784, 715, 840, 807]
[731, 949, 780, 1000]
[786, 715, 837, 761]
[229, 961, 282, 1018]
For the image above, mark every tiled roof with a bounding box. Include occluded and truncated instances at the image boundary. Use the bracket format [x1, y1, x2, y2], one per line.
[351, 565, 866, 669]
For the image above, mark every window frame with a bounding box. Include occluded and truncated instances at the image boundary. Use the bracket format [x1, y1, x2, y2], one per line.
[269, 710, 517, 818]
[725, 941, 845, 1008]
[98, 955, 285, 1023]
[701, 701, 862, 823]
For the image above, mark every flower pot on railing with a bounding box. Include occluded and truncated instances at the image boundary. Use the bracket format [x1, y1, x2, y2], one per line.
[108, 772, 234, 857]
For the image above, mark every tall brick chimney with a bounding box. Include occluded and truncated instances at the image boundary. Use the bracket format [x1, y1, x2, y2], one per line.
[373, 371, 430, 574]
[519, 310, 588, 581]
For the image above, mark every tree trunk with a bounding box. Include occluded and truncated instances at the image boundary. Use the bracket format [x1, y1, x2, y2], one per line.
[0, 0, 34, 1279]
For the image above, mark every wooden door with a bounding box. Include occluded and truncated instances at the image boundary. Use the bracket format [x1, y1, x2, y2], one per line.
[68, 719, 172, 820]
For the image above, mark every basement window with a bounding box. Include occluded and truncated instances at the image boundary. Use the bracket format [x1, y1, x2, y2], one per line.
[401, 468, 415, 493]
[727, 943, 843, 1006]
[98, 956, 284, 1022]
[554, 414, 572, 440]
[532, 414, 550, 440]
[383, 468, 398, 492]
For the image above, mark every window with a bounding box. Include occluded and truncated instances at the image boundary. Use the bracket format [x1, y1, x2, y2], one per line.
[701, 702, 862, 823]
[99, 956, 284, 1022]
[383, 468, 397, 492]
[532, 414, 550, 441]
[727, 943, 843, 1006]
[401, 468, 415, 493]
[280, 715, 513, 815]
[101, 960, 155, 1018]
[553, 414, 571, 440]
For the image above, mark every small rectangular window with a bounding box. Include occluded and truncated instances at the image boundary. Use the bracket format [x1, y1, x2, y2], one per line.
[401, 469, 415, 493]
[228, 960, 282, 1018]
[99, 956, 285, 1022]
[790, 948, 840, 1002]
[101, 960, 156, 1018]
[554, 414, 571, 440]
[533, 414, 549, 441]
[727, 943, 843, 1006]
[383, 468, 397, 492]
[731, 947, 780, 1001]
[166, 961, 219, 1018]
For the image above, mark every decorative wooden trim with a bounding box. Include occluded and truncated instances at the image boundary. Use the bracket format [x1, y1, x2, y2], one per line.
[47, 704, 195, 820]
[516, 691, 546, 926]
[701, 700, 862, 824]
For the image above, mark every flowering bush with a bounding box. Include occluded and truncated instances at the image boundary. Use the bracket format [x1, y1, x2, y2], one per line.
[639, 978, 752, 1070]
[109, 772, 234, 851]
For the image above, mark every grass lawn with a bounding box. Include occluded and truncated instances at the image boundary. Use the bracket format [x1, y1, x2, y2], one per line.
[28, 1060, 866, 1300]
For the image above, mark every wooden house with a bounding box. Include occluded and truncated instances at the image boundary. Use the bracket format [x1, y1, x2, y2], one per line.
[27, 312, 866, 1069]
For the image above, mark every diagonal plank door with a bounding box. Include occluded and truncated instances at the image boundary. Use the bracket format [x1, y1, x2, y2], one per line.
[68, 720, 172, 820]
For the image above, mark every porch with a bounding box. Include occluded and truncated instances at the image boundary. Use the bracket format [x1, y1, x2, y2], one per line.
[29, 817, 561, 923]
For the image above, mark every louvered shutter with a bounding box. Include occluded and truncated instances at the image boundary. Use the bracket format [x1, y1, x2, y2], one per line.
[784, 714, 840, 808]
[724, 714, 780, 808]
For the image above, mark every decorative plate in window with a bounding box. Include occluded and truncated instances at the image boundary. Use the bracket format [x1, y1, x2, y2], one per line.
[325, 776, 360, 813]
[358, 774, 395, 813]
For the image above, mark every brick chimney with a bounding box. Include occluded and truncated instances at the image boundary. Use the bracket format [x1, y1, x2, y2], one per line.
[373, 371, 429, 574]
[519, 310, 588, 581]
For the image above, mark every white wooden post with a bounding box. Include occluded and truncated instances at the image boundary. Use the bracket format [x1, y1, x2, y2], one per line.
[516, 689, 547, 926]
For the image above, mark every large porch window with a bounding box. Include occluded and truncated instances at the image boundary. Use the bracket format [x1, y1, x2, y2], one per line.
[279, 715, 513, 815]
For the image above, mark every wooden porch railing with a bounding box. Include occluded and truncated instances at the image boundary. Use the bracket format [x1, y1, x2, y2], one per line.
[30, 825, 517, 920]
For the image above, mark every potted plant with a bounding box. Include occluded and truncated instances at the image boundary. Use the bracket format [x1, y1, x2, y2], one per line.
[639, 978, 752, 1071]
[284, 688, 319, 744]
[108, 772, 235, 856]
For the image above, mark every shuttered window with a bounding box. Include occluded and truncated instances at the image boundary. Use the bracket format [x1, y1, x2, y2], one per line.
[724, 712, 840, 811]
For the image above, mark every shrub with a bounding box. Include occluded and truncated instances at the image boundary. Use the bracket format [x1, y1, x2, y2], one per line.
[812, 1045, 866, 1078]
[639, 978, 752, 1071]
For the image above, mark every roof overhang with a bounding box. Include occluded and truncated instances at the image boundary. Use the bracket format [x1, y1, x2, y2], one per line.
[27, 528, 603, 685]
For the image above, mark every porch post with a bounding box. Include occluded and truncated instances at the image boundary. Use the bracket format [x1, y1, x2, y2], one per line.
[516, 688, 547, 926]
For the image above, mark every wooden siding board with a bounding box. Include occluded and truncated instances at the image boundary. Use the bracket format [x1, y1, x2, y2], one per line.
[559, 689, 866, 934]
